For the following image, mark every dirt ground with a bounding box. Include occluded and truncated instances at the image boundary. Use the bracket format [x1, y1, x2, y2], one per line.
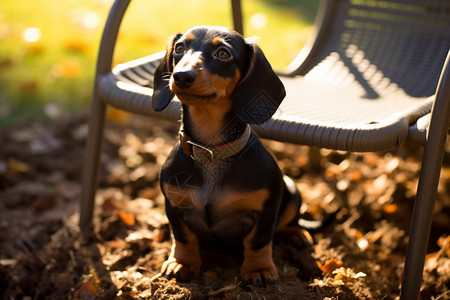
[0, 113, 449, 299]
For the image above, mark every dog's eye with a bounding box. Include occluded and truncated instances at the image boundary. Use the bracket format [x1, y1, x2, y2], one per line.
[174, 43, 185, 55]
[215, 48, 232, 61]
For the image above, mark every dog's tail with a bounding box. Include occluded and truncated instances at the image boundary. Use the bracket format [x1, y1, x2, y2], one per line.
[298, 209, 339, 232]
[283, 174, 339, 232]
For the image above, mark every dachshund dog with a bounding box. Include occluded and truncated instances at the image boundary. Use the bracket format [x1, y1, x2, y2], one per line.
[152, 26, 309, 287]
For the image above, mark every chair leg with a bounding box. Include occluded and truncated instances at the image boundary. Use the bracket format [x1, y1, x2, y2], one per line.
[80, 92, 107, 230]
[401, 51, 450, 300]
[400, 129, 448, 299]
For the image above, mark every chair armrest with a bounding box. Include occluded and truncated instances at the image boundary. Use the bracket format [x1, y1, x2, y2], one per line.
[408, 114, 430, 146]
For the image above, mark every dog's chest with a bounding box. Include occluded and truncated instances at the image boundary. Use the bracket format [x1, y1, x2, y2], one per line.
[163, 160, 230, 208]
[195, 161, 229, 206]
[164, 159, 266, 244]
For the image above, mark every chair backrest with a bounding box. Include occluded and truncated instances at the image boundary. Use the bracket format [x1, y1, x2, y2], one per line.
[288, 0, 450, 98]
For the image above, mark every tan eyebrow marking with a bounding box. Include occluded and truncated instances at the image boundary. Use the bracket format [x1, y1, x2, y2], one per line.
[185, 33, 195, 41]
[212, 36, 225, 45]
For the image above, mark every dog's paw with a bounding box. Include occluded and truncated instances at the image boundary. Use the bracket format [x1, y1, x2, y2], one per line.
[161, 256, 200, 282]
[241, 261, 279, 287]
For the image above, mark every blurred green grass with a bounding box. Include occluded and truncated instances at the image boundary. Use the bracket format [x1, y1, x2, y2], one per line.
[0, 0, 319, 127]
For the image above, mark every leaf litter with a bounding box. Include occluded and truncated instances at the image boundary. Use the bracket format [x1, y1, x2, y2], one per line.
[0, 113, 449, 299]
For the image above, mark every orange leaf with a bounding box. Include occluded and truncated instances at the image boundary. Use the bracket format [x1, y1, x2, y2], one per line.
[116, 210, 135, 226]
[53, 59, 82, 78]
[364, 153, 379, 166]
[64, 40, 90, 53]
[318, 258, 344, 275]
[349, 169, 362, 181]
[106, 238, 126, 249]
[8, 158, 30, 173]
[73, 270, 101, 300]
[107, 107, 130, 124]
[382, 203, 398, 214]
[437, 235, 450, 257]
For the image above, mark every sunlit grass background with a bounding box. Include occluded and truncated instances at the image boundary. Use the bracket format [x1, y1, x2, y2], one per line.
[0, 0, 319, 127]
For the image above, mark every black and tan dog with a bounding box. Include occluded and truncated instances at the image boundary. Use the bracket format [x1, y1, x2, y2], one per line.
[152, 25, 308, 287]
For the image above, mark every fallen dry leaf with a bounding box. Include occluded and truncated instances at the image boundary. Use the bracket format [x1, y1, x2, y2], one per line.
[106, 238, 126, 249]
[208, 284, 239, 297]
[332, 267, 366, 282]
[437, 235, 450, 257]
[102, 198, 126, 213]
[8, 158, 30, 173]
[382, 203, 398, 214]
[426, 235, 450, 261]
[73, 269, 101, 300]
[318, 258, 344, 275]
[116, 210, 136, 226]
[349, 169, 362, 181]
[32, 195, 57, 212]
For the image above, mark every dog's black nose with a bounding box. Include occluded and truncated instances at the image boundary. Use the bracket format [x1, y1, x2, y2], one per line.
[173, 71, 196, 89]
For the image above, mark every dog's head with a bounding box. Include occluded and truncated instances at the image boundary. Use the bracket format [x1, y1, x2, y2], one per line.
[152, 25, 285, 125]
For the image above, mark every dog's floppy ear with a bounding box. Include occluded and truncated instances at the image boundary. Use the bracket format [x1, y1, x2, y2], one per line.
[152, 33, 182, 111]
[232, 41, 286, 124]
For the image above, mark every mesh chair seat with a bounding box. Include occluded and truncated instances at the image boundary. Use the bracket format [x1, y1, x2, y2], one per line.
[266, 61, 435, 151]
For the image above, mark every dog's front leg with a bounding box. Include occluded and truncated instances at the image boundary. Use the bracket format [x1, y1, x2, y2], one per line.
[240, 227, 278, 287]
[161, 222, 201, 281]
[160, 166, 203, 281]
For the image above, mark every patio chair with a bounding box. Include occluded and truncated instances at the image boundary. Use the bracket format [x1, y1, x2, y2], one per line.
[80, 0, 450, 299]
